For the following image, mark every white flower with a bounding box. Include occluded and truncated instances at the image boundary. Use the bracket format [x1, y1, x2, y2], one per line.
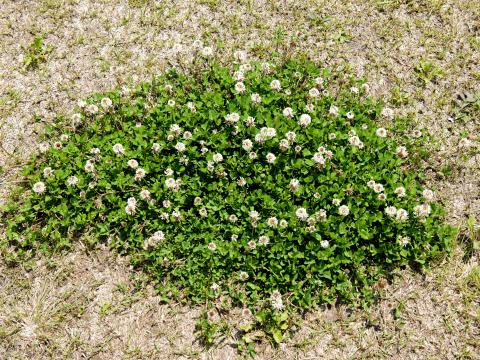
[381, 107, 394, 119]
[135, 168, 146, 181]
[165, 178, 176, 189]
[247, 240, 256, 249]
[349, 135, 362, 147]
[175, 142, 186, 152]
[229, 214, 238, 222]
[53, 141, 62, 150]
[245, 116, 255, 127]
[298, 114, 311, 128]
[199, 207, 208, 217]
[270, 291, 284, 310]
[296, 208, 308, 221]
[208, 242, 217, 251]
[164, 168, 173, 176]
[338, 205, 350, 216]
[140, 189, 151, 200]
[167, 99, 176, 107]
[259, 235, 270, 245]
[320, 240, 329, 249]
[279, 219, 288, 228]
[385, 206, 397, 217]
[376, 128, 388, 138]
[90, 147, 100, 155]
[210, 283, 220, 292]
[183, 131, 192, 140]
[125, 204, 136, 215]
[266, 153, 276, 164]
[312, 152, 325, 167]
[422, 189, 434, 202]
[85, 161, 95, 173]
[328, 133, 337, 140]
[305, 103, 314, 112]
[234, 71, 244, 81]
[396, 208, 409, 221]
[152, 143, 161, 153]
[350, 86, 359, 94]
[329, 105, 339, 117]
[398, 236, 410, 247]
[394, 186, 406, 197]
[295, 145, 302, 153]
[225, 112, 240, 125]
[332, 198, 341, 206]
[239, 271, 249, 280]
[100, 97, 113, 110]
[249, 152, 257, 160]
[279, 139, 290, 151]
[186, 102, 196, 112]
[38, 142, 50, 153]
[283, 107, 294, 118]
[267, 217, 278, 228]
[289, 179, 300, 191]
[249, 210, 260, 222]
[234, 50, 248, 62]
[113, 143, 125, 155]
[270, 79, 281, 91]
[43, 167, 54, 177]
[78, 99, 87, 108]
[315, 77, 323, 85]
[242, 139, 253, 151]
[170, 124, 182, 135]
[251, 93, 261, 104]
[127, 159, 139, 169]
[201, 46, 213, 57]
[86, 104, 98, 115]
[207, 160, 214, 171]
[67, 176, 78, 186]
[60, 134, 69, 142]
[346, 111, 354, 119]
[235, 82, 246, 93]
[261, 62, 272, 73]
[414, 203, 432, 218]
[309, 87, 320, 98]
[378, 193, 387, 201]
[144, 231, 165, 249]
[32, 181, 46, 194]
[396, 146, 408, 158]
[167, 134, 174, 141]
[373, 183, 384, 193]
[231, 234, 238, 241]
[411, 130, 422, 138]
[213, 153, 223, 163]
[315, 209, 327, 221]
[285, 131, 297, 143]
[194, 197, 202, 205]
[237, 177, 247, 187]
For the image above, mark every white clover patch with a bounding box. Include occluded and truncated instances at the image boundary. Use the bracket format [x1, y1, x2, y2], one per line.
[4, 60, 453, 321]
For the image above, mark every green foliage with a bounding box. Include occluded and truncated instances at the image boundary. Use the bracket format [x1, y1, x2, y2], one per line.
[23, 35, 53, 70]
[1, 59, 454, 344]
[414, 58, 444, 85]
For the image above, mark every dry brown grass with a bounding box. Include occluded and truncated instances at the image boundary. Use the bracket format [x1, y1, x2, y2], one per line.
[1, 0, 479, 358]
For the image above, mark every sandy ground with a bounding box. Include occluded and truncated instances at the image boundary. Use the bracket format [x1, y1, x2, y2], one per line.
[0, 0, 479, 358]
